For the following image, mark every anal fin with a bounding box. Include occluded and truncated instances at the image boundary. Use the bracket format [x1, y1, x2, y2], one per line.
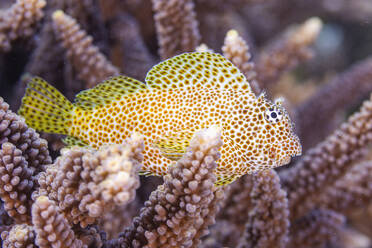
[215, 174, 239, 186]
[63, 136, 89, 148]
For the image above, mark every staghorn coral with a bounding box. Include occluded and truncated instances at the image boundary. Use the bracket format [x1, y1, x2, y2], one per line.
[1, 224, 36, 248]
[237, 169, 289, 248]
[288, 209, 345, 248]
[51, 10, 119, 88]
[2, 0, 372, 247]
[0, 0, 46, 52]
[32, 196, 86, 248]
[152, 0, 200, 59]
[256, 17, 323, 89]
[281, 93, 372, 220]
[119, 127, 223, 248]
[0, 143, 35, 223]
[222, 29, 260, 94]
[0, 98, 51, 174]
[109, 13, 156, 81]
[218, 175, 253, 227]
[0, 97, 51, 223]
[296, 57, 372, 150]
[302, 161, 372, 215]
[36, 133, 143, 228]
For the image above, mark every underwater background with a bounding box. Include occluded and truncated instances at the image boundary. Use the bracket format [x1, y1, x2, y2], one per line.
[1, 0, 372, 247]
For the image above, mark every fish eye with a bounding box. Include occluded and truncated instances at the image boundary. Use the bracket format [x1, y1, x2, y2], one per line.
[265, 106, 283, 124]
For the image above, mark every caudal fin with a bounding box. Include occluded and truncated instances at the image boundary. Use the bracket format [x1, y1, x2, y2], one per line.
[18, 77, 74, 135]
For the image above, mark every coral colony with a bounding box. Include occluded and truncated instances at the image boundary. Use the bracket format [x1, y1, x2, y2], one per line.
[1, 0, 372, 247]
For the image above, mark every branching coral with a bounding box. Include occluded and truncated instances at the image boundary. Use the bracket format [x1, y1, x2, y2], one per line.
[222, 30, 260, 94]
[51, 10, 119, 88]
[218, 175, 253, 227]
[302, 161, 372, 215]
[118, 127, 223, 247]
[1, 0, 372, 247]
[0, 143, 36, 223]
[0, 0, 46, 52]
[281, 93, 372, 220]
[237, 170, 289, 248]
[288, 209, 345, 248]
[0, 98, 51, 174]
[109, 13, 156, 81]
[36, 134, 143, 227]
[32, 196, 86, 248]
[1, 223, 36, 248]
[256, 17, 323, 89]
[0, 97, 51, 223]
[152, 0, 200, 59]
[296, 57, 372, 150]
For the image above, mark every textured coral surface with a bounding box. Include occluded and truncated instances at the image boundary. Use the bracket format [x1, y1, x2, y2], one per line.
[1, 0, 372, 247]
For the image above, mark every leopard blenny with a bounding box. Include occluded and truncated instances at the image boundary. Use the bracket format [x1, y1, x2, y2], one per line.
[18, 52, 301, 185]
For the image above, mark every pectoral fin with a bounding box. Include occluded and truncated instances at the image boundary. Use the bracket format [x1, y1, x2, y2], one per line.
[153, 131, 194, 161]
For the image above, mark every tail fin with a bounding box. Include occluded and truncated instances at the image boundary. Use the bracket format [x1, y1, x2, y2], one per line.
[18, 77, 74, 135]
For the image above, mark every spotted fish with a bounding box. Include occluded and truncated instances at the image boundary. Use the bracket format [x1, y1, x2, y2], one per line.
[18, 52, 301, 185]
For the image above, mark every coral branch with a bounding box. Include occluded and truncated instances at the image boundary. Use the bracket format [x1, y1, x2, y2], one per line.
[120, 127, 223, 247]
[237, 170, 289, 248]
[218, 175, 253, 227]
[0, 0, 46, 52]
[52, 10, 119, 88]
[0, 143, 35, 223]
[110, 14, 156, 81]
[36, 133, 143, 227]
[303, 161, 372, 214]
[281, 93, 372, 220]
[32, 196, 86, 248]
[296, 57, 372, 150]
[152, 0, 200, 59]
[1, 224, 36, 247]
[0, 97, 51, 174]
[222, 29, 260, 94]
[0, 97, 51, 222]
[256, 17, 322, 89]
[288, 209, 345, 248]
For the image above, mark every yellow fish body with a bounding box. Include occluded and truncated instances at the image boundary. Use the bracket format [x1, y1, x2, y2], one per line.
[18, 52, 301, 185]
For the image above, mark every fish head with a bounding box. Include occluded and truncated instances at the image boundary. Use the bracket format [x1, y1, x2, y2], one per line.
[239, 92, 302, 170]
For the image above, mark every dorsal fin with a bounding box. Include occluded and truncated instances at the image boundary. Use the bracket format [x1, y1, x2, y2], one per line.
[145, 52, 252, 91]
[74, 75, 146, 110]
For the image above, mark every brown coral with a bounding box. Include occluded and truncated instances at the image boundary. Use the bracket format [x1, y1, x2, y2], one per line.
[222, 29, 259, 94]
[0, 97, 51, 223]
[281, 93, 372, 220]
[256, 17, 322, 89]
[296, 57, 372, 150]
[0, 97, 51, 173]
[120, 127, 223, 248]
[32, 196, 86, 248]
[237, 169, 289, 248]
[51, 10, 119, 88]
[302, 161, 372, 215]
[152, 0, 200, 59]
[109, 13, 156, 81]
[0, 0, 46, 52]
[0, 143, 35, 223]
[288, 209, 345, 248]
[36, 133, 143, 228]
[1, 223, 36, 248]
